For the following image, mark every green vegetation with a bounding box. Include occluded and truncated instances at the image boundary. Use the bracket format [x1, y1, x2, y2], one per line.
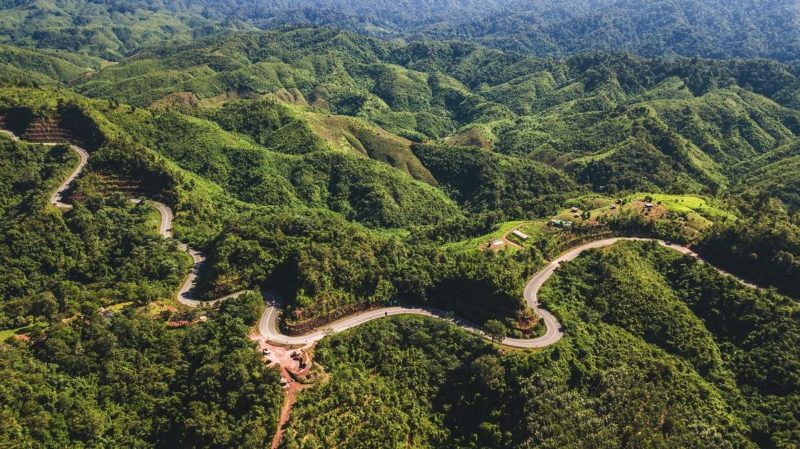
[413, 143, 578, 217]
[0, 8, 799, 448]
[697, 198, 800, 298]
[0, 45, 101, 87]
[0, 293, 284, 448]
[0, 86, 550, 334]
[283, 242, 799, 448]
[540, 241, 800, 448]
[105, 103, 459, 229]
[204, 210, 540, 334]
[282, 316, 525, 449]
[449, 192, 738, 256]
[0, 137, 188, 328]
[52, 29, 800, 206]
[2, 1, 800, 62]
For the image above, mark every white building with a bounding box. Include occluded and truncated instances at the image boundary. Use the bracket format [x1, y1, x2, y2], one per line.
[511, 230, 530, 241]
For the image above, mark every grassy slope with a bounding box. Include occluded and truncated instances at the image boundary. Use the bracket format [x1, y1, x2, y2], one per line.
[104, 106, 461, 229]
[301, 109, 437, 185]
[70, 31, 800, 201]
[447, 192, 738, 255]
[0, 45, 101, 84]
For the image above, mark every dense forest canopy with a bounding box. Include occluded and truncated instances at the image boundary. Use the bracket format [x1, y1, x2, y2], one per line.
[1, 0, 799, 60]
[282, 242, 800, 448]
[0, 1, 799, 448]
[57, 28, 800, 209]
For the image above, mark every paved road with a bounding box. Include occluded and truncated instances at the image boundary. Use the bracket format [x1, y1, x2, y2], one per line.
[151, 201, 174, 238]
[138, 199, 249, 307]
[257, 302, 480, 346]
[1, 129, 88, 209]
[136, 199, 213, 306]
[50, 145, 88, 209]
[1, 129, 230, 308]
[256, 237, 759, 348]
[12, 128, 758, 348]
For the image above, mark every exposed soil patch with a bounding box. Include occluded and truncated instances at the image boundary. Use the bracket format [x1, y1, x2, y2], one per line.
[632, 200, 668, 219]
[501, 225, 526, 249]
[250, 332, 314, 449]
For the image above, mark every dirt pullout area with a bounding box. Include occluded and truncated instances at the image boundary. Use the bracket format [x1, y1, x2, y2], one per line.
[501, 225, 526, 249]
[250, 332, 314, 449]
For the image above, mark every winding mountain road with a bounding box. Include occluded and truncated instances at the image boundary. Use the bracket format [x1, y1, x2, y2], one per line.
[139, 198, 248, 307]
[6, 128, 760, 350]
[1, 129, 237, 308]
[151, 201, 173, 238]
[1, 129, 88, 209]
[256, 237, 756, 349]
[51, 145, 89, 209]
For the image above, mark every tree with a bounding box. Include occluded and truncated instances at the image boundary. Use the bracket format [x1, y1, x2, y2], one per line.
[484, 319, 507, 345]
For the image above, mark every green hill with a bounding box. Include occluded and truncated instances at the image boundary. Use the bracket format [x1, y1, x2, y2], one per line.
[105, 104, 460, 229]
[281, 242, 800, 449]
[2, 0, 800, 61]
[1, 16, 800, 449]
[66, 31, 800, 199]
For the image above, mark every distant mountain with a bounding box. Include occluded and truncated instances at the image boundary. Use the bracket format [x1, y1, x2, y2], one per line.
[40, 28, 795, 205]
[431, 0, 800, 61]
[1, 0, 799, 61]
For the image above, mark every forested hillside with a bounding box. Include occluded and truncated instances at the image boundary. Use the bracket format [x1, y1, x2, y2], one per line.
[2, 0, 799, 60]
[64, 29, 800, 202]
[0, 25, 798, 355]
[0, 4, 799, 448]
[0, 135, 188, 328]
[0, 86, 545, 336]
[429, 0, 800, 61]
[1, 293, 284, 448]
[281, 242, 800, 449]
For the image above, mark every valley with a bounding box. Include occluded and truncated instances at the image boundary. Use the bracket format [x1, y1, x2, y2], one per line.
[0, 2, 799, 448]
[0, 117, 779, 448]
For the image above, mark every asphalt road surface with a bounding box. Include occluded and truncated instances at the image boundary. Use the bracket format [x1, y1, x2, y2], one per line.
[255, 237, 758, 348]
[13, 128, 758, 349]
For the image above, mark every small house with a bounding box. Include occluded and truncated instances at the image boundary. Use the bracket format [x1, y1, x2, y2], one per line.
[550, 219, 573, 229]
[491, 239, 504, 247]
[571, 206, 579, 213]
[512, 230, 530, 241]
[644, 203, 654, 209]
